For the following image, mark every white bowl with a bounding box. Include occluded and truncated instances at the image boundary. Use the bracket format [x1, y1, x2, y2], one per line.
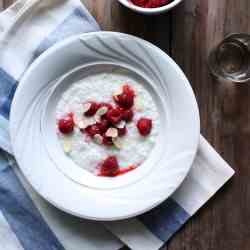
[10, 32, 200, 221]
[118, 0, 183, 15]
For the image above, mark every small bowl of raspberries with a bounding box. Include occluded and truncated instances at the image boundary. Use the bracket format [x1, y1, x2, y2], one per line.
[118, 0, 183, 15]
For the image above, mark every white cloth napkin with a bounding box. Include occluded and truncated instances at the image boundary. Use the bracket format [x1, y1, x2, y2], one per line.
[104, 136, 234, 250]
[0, 1, 234, 250]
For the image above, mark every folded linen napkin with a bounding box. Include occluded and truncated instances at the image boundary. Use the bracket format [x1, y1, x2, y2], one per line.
[0, 1, 234, 250]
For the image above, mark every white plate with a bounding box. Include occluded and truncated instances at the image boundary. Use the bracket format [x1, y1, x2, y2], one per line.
[10, 32, 200, 221]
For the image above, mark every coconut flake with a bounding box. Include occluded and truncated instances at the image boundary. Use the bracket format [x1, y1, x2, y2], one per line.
[93, 134, 103, 145]
[113, 88, 123, 97]
[77, 120, 87, 129]
[76, 118, 95, 129]
[96, 106, 108, 116]
[63, 140, 72, 154]
[94, 114, 101, 123]
[112, 137, 123, 149]
[73, 114, 79, 125]
[94, 106, 108, 122]
[105, 127, 118, 138]
[116, 120, 126, 129]
[82, 102, 91, 113]
[86, 117, 96, 126]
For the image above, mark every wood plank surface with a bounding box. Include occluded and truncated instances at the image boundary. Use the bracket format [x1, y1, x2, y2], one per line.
[170, 2, 250, 250]
[1, 0, 250, 250]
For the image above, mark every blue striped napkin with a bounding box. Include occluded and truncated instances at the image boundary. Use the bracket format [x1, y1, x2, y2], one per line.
[0, 1, 234, 250]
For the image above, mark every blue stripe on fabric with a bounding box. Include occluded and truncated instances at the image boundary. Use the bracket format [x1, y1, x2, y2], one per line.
[138, 198, 190, 242]
[0, 6, 100, 119]
[0, 151, 9, 172]
[0, 115, 12, 154]
[0, 153, 65, 250]
[0, 68, 18, 119]
[34, 7, 100, 58]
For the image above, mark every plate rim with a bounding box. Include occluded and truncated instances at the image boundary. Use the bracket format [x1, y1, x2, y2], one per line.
[10, 31, 200, 220]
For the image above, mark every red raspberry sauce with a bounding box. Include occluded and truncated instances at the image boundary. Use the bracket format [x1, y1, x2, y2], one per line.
[115, 166, 137, 176]
[98, 155, 137, 177]
[131, 0, 170, 8]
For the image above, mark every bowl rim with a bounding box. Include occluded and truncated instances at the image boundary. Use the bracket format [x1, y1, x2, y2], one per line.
[118, 0, 183, 14]
[10, 31, 200, 221]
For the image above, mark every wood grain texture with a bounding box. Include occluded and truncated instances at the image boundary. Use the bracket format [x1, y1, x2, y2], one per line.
[2, 0, 13, 9]
[170, 1, 250, 250]
[2, 0, 250, 250]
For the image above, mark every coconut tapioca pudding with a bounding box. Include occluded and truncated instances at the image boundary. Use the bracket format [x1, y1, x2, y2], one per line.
[56, 68, 160, 177]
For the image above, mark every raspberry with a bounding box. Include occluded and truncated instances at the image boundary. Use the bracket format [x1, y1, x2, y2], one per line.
[58, 114, 74, 134]
[118, 126, 127, 137]
[114, 93, 134, 109]
[160, 0, 170, 5]
[132, 0, 169, 8]
[99, 156, 119, 177]
[99, 102, 113, 111]
[116, 166, 136, 176]
[97, 119, 109, 134]
[137, 118, 152, 136]
[131, 0, 148, 7]
[123, 84, 135, 96]
[84, 102, 100, 117]
[85, 124, 101, 137]
[113, 84, 135, 109]
[102, 136, 113, 146]
[106, 108, 123, 125]
[122, 109, 134, 122]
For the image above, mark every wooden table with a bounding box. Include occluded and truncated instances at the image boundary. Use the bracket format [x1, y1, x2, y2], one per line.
[1, 0, 250, 250]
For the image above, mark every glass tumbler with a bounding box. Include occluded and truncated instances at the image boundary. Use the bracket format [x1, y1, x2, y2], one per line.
[208, 33, 250, 83]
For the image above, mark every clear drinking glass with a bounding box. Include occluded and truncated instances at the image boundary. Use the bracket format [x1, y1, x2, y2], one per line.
[208, 33, 250, 83]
